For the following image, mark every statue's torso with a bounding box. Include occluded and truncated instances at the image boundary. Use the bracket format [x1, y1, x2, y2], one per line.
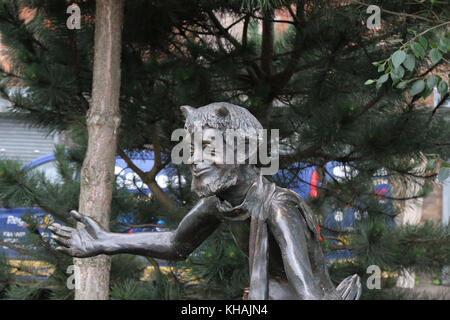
[210, 178, 337, 299]
[227, 218, 287, 278]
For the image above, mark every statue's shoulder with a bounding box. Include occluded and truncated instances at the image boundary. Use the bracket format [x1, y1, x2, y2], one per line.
[191, 195, 220, 215]
[269, 183, 319, 235]
[263, 177, 306, 207]
[271, 185, 304, 206]
[199, 195, 219, 204]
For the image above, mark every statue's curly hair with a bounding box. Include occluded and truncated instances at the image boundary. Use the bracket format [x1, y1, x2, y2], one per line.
[181, 102, 263, 134]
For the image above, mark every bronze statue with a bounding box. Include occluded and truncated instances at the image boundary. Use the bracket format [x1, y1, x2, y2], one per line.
[49, 102, 361, 300]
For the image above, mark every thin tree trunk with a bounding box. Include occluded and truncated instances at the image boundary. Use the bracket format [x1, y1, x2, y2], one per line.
[260, 10, 274, 78]
[74, 0, 124, 300]
[260, 10, 274, 125]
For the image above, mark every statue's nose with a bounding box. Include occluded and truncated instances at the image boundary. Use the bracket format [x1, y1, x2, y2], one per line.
[192, 148, 203, 163]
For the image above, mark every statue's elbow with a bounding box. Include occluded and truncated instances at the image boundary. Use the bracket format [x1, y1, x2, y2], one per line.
[171, 241, 196, 261]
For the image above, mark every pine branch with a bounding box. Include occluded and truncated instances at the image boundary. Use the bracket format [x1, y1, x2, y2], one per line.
[351, 0, 443, 23]
[117, 147, 180, 216]
[355, 90, 386, 118]
[67, 27, 90, 113]
[207, 10, 263, 81]
[0, 238, 39, 258]
[400, 238, 450, 244]
[242, 14, 250, 48]
[431, 92, 449, 117]
[247, 13, 297, 26]
[11, 173, 68, 221]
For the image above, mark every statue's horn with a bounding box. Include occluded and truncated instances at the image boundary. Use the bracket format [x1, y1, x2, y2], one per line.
[180, 105, 195, 117]
[215, 105, 229, 117]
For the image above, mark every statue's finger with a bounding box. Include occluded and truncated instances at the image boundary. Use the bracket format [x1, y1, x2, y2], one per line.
[69, 210, 98, 233]
[69, 210, 84, 223]
[52, 234, 71, 248]
[82, 216, 102, 235]
[56, 246, 72, 255]
[51, 223, 75, 233]
[48, 225, 72, 238]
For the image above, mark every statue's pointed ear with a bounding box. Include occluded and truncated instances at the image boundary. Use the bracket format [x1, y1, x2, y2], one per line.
[215, 105, 229, 118]
[180, 105, 195, 118]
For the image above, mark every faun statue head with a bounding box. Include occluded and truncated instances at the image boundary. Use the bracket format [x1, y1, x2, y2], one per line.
[180, 102, 263, 198]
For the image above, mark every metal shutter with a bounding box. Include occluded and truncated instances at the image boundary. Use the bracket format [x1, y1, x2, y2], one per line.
[0, 115, 56, 164]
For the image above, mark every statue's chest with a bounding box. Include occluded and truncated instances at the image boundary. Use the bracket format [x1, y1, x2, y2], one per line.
[226, 217, 286, 277]
[227, 219, 251, 256]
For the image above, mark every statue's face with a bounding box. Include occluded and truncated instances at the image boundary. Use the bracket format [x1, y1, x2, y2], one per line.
[189, 128, 240, 198]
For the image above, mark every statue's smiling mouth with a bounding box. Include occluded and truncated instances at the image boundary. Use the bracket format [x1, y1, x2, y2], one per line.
[192, 168, 211, 176]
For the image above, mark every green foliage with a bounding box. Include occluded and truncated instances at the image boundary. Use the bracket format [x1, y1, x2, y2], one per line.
[353, 219, 449, 273]
[327, 220, 450, 299]
[110, 276, 184, 300]
[182, 227, 249, 299]
[367, 28, 449, 95]
[110, 280, 159, 300]
[363, 0, 449, 100]
[363, 3, 450, 201]
[6, 284, 41, 300]
[0, 254, 12, 298]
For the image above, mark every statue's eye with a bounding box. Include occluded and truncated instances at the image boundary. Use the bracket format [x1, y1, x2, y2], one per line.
[203, 143, 216, 157]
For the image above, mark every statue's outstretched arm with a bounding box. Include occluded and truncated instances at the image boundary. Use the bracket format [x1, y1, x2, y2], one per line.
[49, 197, 221, 259]
[268, 199, 323, 300]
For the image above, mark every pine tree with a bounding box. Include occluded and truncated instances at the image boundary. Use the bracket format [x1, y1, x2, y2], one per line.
[0, 0, 448, 299]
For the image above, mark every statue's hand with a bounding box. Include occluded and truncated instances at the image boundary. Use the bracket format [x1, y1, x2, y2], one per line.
[49, 210, 109, 258]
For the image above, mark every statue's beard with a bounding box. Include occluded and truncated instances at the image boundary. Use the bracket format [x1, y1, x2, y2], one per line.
[191, 169, 239, 198]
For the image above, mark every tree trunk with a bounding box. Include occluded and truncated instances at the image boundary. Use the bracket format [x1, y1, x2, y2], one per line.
[74, 0, 124, 300]
[260, 10, 274, 125]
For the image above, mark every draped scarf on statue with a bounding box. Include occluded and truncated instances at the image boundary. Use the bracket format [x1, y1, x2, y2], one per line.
[215, 174, 277, 300]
